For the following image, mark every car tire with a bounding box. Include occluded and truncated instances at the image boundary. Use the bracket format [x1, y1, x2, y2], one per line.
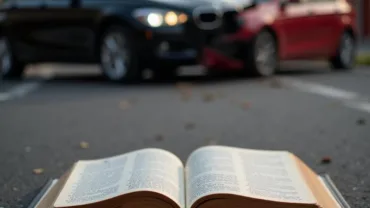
[330, 32, 355, 70]
[244, 30, 278, 77]
[0, 37, 26, 80]
[100, 26, 140, 82]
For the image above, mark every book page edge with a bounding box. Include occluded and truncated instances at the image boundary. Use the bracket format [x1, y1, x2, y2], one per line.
[33, 179, 59, 208]
[318, 175, 351, 208]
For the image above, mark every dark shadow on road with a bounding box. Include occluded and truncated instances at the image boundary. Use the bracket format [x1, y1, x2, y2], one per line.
[276, 69, 331, 76]
[13, 62, 344, 89]
[47, 73, 107, 84]
[45, 69, 336, 87]
[44, 71, 251, 88]
[277, 68, 354, 77]
[1, 65, 344, 104]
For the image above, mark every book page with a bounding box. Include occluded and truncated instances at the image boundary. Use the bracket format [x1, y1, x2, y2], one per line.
[185, 146, 242, 206]
[54, 148, 185, 208]
[185, 146, 316, 206]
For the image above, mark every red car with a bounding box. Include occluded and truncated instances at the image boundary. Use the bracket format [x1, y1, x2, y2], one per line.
[203, 0, 357, 76]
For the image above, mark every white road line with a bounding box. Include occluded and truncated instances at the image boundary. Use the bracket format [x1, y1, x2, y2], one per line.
[285, 79, 359, 100]
[0, 93, 11, 102]
[9, 82, 41, 97]
[281, 78, 370, 114]
[0, 82, 42, 102]
[0, 66, 55, 102]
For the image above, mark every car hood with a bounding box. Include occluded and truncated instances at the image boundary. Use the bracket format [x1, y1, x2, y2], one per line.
[148, 0, 254, 10]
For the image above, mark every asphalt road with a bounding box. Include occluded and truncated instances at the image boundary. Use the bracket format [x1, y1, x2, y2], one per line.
[1, 62, 370, 208]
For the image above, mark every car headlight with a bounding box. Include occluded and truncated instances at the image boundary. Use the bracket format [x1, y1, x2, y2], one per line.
[133, 8, 188, 27]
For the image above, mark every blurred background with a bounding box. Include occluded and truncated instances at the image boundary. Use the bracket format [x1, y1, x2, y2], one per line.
[0, 0, 370, 208]
[352, 0, 370, 44]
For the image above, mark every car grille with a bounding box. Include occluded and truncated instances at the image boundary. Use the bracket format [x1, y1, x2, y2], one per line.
[192, 9, 239, 33]
[198, 12, 218, 23]
[182, 9, 241, 59]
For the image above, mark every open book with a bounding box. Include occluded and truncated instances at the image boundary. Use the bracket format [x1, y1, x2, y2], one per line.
[34, 146, 349, 208]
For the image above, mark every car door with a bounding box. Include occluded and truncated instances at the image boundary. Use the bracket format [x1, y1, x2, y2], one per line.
[35, 0, 98, 62]
[275, 0, 318, 59]
[4, 0, 53, 62]
[304, 0, 340, 57]
[4, 0, 96, 62]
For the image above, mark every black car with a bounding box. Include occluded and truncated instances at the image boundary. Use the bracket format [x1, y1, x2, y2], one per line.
[0, 0, 243, 81]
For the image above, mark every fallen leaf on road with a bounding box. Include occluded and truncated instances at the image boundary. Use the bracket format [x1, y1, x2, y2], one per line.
[24, 146, 32, 153]
[119, 100, 131, 110]
[356, 118, 366, 126]
[320, 157, 332, 164]
[33, 168, 44, 175]
[80, 141, 89, 149]
[203, 93, 215, 102]
[155, 134, 164, 142]
[176, 82, 192, 90]
[177, 82, 193, 102]
[185, 122, 196, 130]
[12, 187, 19, 192]
[241, 101, 251, 110]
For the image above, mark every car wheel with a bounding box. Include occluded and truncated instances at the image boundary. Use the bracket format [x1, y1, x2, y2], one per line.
[330, 32, 355, 70]
[244, 30, 278, 77]
[100, 26, 140, 82]
[0, 37, 25, 79]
